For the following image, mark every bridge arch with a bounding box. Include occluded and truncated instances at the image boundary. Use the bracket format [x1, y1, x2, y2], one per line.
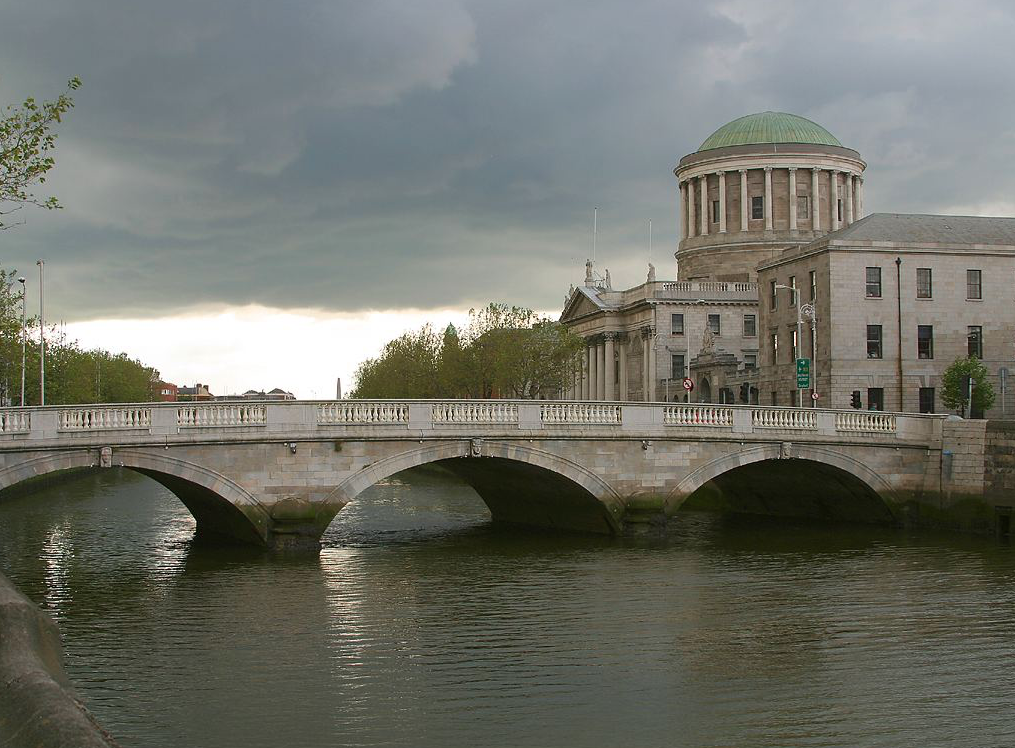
[666, 443, 902, 524]
[325, 440, 624, 534]
[0, 449, 271, 545]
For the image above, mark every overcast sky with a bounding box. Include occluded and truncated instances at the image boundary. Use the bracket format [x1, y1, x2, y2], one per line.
[3, 0, 1015, 395]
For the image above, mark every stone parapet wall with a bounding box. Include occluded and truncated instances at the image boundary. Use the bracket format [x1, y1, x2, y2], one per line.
[942, 419, 988, 495]
[985, 421, 1015, 507]
[0, 571, 118, 747]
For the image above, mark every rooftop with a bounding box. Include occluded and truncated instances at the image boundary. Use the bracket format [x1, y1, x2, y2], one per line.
[698, 112, 842, 152]
[832, 213, 1015, 246]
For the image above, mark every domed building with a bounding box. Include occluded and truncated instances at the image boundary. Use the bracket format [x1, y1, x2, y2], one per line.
[561, 111, 1015, 419]
[675, 112, 866, 281]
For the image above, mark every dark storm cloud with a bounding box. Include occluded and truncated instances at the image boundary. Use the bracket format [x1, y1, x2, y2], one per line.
[2, 0, 1015, 319]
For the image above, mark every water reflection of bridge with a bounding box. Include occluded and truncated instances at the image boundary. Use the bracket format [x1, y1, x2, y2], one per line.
[0, 400, 988, 549]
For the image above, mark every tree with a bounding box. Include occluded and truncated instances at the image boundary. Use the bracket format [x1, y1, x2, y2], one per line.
[941, 356, 995, 418]
[350, 325, 442, 398]
[349, 303, 585, 399]
[1, 77, 81, 229]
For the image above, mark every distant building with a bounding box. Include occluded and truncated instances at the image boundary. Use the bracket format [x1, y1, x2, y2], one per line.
[216, 387, 295, 401]
[152, 381, 178, 402]
[177, 383, 214, 402]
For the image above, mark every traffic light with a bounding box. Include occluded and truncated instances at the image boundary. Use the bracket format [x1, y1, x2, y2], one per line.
[739, 382, 750, 403]
[850, 390, 861, 409]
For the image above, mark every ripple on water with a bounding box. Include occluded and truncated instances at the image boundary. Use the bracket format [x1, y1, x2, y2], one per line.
[1, 469, 1015, 747]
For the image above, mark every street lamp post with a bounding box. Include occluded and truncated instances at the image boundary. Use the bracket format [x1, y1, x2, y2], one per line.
[18, 277, 26, 406]
[37, 260, 44, 406]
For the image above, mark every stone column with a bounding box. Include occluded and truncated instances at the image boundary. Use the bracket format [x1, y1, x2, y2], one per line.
[603, 333, 616, 401]
[811, 168, 821, 231]
[699, 175, 708, 236]
[829, 170, 839, 231]
[856, 176, 864, 219]
[739, 169, 749, 231]
[763, 167, 773, 231]
[686, 179, 696, 238]
[717, 171, 727, 233]
[586, 344, 596, 400]
[641, 331, 650, 402]
[596, 341, 606, 401]
[647, 327, 657, 401]
[844, 173, 854, 225]
[618, 337, 628, 401]
[679, 182, 688, 239]
[788, 167, 797, 231]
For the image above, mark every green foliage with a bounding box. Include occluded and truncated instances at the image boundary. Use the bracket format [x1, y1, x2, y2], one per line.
[0, 77, 81, 229]
[941, 356, 995, 417]
[350, 303, 585, 399]
[0, 265, 158, 405]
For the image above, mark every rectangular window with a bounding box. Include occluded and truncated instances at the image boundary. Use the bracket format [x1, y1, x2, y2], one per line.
[712, 200, 720, 223]
[671, 354, 685, 380]
[967, 269, 982, 300]
[866, 267, 882, 298]
[867, 325, 883, 359]
[751, 196, 764, 220]
[770, 280, 778, 310]
[918, 325, 934, 359]
[771, 333, 779, 363]
[837, 199, 843, 221]
[771, 391, 778, 406]
[919, 387, 935, 414]
[798, 195, 809, 218]
[788, 276, 797, 306]
[809, 270, 816, 301]
[868, 388, 884, 411]
[671, 313, 684, 335]
[791, 329, 799, 360]
[916, 267, 932, 298]
[743, 314, 757, 337]
[968, 325, 983, 358]
[743, 354, 757, 369]
[708, 313, 721, 336]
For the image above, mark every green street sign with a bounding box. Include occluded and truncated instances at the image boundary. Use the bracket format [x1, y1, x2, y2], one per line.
[796, 358, 811, 388]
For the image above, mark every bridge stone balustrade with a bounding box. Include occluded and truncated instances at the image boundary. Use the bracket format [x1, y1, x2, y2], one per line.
[0, 400, 1002, 550]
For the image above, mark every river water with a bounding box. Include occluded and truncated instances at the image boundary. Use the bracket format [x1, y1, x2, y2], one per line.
[1, 468, 1014, 748]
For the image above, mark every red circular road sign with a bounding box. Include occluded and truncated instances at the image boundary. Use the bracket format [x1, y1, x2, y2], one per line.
[811, 392, 820, 400]
[682, 377, 694, 391]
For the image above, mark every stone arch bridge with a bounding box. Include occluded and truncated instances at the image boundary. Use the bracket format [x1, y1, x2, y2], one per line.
[0, 400, 983, 549]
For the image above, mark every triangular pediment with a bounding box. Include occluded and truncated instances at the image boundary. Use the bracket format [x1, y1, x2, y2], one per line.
[560, 288, 605, 322]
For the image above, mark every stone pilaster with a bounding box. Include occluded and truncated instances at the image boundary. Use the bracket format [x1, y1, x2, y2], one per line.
[586, 344, 596, 400]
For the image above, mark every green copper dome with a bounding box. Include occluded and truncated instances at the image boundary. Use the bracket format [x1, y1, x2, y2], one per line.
[697, 112, 842, 152]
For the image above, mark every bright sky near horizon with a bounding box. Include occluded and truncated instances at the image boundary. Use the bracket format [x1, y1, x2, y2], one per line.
[5, 0, 1015, 395]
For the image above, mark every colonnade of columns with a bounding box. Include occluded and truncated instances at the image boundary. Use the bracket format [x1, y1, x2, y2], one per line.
[678, 167, 864, 240]
[566, 328, 657, 401]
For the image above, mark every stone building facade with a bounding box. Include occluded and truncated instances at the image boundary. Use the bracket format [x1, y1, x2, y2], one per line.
[560, 111, 1015, 418]
[757, 214, 1015, 417]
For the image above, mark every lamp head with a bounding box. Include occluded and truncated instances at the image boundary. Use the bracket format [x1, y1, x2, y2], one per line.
[17, 277, 25, 284]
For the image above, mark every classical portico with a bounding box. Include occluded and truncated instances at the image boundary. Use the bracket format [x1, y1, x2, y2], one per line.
[674, 112, 867, 282]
